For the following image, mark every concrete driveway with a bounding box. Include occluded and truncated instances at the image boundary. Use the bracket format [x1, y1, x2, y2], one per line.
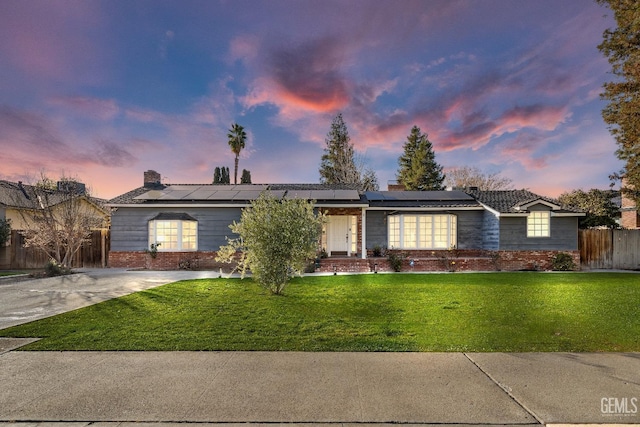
[0, 268, 223, 330]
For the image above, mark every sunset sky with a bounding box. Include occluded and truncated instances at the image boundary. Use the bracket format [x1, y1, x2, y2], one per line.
[0, 0, 621, 199]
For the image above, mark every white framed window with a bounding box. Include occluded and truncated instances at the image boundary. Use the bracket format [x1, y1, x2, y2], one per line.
[148, 214, 198, 251]
[388, 214, 457, 249]
[527, 211, 550, 237]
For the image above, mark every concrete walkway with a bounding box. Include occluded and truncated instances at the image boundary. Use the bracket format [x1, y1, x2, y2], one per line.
[0, 268, 225, 330]
[1, 269, 639, 426]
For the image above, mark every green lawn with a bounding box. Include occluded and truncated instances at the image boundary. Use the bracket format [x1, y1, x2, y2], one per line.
[1, 272, 639, 352]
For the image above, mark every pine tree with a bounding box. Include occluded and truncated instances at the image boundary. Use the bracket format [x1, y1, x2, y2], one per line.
[397, 126, 445, 191]
[319, 113, 379, 191]
[240, 169, 252, 184]
[213, 166, 231, 184]
[597, 0, 640, 205]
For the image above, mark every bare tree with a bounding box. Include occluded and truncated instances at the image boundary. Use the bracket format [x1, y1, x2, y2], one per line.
[12, 174, 107, 269]
[444, 166, 513, 191]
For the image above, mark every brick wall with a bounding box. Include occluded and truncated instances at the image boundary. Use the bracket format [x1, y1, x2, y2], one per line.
[109, 251, 232, 271]
[367, 249, 580, 272]
[111, 249, 580, 272]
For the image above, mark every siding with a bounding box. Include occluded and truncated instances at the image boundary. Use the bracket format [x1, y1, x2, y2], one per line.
[364, 210, 484, 250]
[482, 211, 500, 250]
[499, 216, 579, 250]
[111, 207, 243, 251]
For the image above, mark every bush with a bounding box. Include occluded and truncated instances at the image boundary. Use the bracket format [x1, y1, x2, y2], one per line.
[216, 193, 325, 294]
[44, 259, 71, 277]
[551, 253, 577, 271]
[387, 252, 406, 272]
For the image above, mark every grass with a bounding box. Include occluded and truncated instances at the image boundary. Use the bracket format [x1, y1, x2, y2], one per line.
[1, 272, 639, 352]
[0, 271, 24, 277]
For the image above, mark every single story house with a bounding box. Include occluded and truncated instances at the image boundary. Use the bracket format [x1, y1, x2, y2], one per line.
[0, 179, 110, 269]
[107, 170, 584, 272]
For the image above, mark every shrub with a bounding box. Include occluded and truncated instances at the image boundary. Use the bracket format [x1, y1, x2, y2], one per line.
[551, 252, 577, 271]
[372, 245, 383, 257]
[44, 259, 71, 277]
[0, 218, 11, 246]
[387, 252, 406, 272]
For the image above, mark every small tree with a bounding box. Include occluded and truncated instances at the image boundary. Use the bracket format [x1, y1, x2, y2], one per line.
[558, 188, 620, 229]
[240, 169, 252, 184]
[397, 126, 445, 190]
[0, 218, 11, 246]
[216, 193, 324, 295]
[444, 166, 513, 191]
[13, 175, 106, 269]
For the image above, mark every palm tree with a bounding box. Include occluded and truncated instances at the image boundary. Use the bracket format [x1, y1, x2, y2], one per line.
[227, 123, 247, 185]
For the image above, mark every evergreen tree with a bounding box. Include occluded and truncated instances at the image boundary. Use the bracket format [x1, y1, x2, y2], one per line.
[240, 169, 252, 184]
[397, 126, 445, 191]
[213, 166, 231, 184]
[319, 113, 379, 191]
[221, 166, 230, 184]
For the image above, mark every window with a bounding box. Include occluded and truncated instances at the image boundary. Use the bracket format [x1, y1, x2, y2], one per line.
[388, 214, 457, 249]
[527, 211, 550, 237]
[148, 214, 198, 251]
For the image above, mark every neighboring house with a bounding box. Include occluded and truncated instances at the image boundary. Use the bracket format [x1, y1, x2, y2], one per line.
[0, 180, 110, 268]
[107, 171, 584, 272]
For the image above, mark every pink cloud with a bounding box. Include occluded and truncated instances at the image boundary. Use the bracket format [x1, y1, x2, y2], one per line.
[0, 1, 107, 84]
[48, 96, 120, 121]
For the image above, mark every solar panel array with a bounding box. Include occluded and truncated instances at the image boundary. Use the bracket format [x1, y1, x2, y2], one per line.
[134, 185, 362, 202]
[364, 190, 474, 201]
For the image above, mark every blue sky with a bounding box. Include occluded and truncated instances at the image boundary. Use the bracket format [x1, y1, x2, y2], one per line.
[0, 0, 621, 199]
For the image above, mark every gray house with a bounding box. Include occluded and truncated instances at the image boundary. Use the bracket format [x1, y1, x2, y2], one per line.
[107, 171, 583, 271]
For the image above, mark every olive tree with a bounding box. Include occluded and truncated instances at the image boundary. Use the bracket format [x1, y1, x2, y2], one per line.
[216, 193, 324, 294]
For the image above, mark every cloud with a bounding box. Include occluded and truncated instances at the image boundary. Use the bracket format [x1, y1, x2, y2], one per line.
[88, 140, 137, 167]
[48, 96, 120, 121]
[0, 1, 107, 83]
[158, 30, 175, 60]
[267, 37, 351, 113]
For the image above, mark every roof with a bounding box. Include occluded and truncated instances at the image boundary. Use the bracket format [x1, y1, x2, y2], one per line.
[467, 189, 583, 214]
[108, 183, 365, 206]
[364, 190, 482, 209]
[107, 183, 584, 215]
[0, 180, 109, 213]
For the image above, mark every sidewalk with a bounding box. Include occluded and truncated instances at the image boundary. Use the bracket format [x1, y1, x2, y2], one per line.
[1, 348, 639, 425]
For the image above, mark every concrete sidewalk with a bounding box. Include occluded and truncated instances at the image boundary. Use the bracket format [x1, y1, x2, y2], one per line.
[0, 350, 639, 425]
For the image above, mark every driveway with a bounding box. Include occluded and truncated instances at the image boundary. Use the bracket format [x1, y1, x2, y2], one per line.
[0, 268, 223, 330]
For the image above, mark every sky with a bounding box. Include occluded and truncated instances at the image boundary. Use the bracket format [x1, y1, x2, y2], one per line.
[0, 0, 622, 200]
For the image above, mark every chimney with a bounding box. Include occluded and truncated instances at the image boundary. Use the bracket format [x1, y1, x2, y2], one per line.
[387, 180, 406, 191]
[144, 170, 162, 188]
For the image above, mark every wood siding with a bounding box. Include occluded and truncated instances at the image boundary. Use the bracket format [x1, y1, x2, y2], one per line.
[499, 216, 579, 250]
[110, 207, 243, 252]
[364, 210, 484, 250]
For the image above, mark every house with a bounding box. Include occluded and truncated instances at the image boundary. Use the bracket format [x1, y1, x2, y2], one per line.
[107, 170, 584, 272]
[0, 179, 110, 269]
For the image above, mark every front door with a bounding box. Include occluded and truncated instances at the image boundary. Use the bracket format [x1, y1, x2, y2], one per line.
[328, 216, 350, 256]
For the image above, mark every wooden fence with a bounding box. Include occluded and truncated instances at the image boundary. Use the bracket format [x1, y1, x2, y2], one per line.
[0, 230, 109, 269]
[579, 229, 640, 270]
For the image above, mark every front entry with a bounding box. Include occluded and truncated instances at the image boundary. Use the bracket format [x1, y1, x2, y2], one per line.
[327, 215, 355, 256]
